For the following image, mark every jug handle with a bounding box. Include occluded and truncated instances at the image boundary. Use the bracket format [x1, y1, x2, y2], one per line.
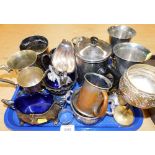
[0, 65, 12, 72]
[93, 91, 108, 118]
[0, 78, 17, 87]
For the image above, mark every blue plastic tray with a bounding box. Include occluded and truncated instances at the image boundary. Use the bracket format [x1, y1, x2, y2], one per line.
[4, 83, 143, 131]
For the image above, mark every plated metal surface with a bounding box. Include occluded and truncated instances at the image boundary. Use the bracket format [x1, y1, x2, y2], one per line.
[72, 36, 112, 84]
[0, 66, 46, 93]
[52, 39, 76, 73]
[0, 50, 37, 72]
[75, 73, 112, 118]
[1, 90, 61, 125]
[108, 25, 136, 47]
[3, 83, 144, 130]
[20, 35, 48, 55]
[113, 105, 134, 126]
[71, 89, 100, 125]
[0, 24, 153, 129]
[119, 64, 155, 109]
[44, 69, 77, 95]
[20, 35, 49, 70]
[113, 42, 152, 75]
[17, 66, 44, 87]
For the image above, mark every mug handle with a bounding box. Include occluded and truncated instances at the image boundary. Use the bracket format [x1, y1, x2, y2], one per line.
[93, 91, 108, 118]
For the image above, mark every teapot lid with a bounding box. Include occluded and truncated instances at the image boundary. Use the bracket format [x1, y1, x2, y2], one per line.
[72, 36, 112, 63]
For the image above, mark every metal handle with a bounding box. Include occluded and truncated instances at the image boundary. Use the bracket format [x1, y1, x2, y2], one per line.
[93, 91, 108, 118]
[145, 52, 152, 61]
[107, 64, 121, 88]
[43, 69, 50, 79]
[72, 36, 84, 46]
[0, 78, 17, 86]
[66, 90, 73, 104]
[40, 53, 51, 70]
[97, 67, 106, 75]
[0, 65, 12, 72]
[106, 99, 115, 116]
[1, 99, 15, 109]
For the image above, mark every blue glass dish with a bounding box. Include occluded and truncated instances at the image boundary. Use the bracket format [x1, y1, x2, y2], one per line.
[13, 90, 54, 114]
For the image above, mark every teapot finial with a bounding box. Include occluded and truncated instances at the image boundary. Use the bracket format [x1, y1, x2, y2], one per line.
[90, 36, 98, 46]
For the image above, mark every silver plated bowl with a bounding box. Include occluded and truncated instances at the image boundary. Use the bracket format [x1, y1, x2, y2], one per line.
[70, 89, 100, 125]
[119, 64, 155, 109]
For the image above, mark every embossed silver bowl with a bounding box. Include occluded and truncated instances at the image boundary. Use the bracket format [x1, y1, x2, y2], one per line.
[119, 64, 155, 109]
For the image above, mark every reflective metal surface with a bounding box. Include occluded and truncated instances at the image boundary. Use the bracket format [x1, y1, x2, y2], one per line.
[113, 105, 134, 126]
[73, 36, 112, 63]
[44, 69, 77, 95]
[0, 50, 37, 72]
[1, 91, 62, 125]
[2, 92, 53, 114]
[20, 35, 48, 55]
[119, 64, 155, 109]
[72, 36, 112, 84]
[1, 94, 63, 125]
[108, 25, 136, 47]
[7, 50, 37, 70]
[108, 25, 136, 40]
[71, 89, 100, 125]
[17, 66, 44, 87]
[75, 73, 112, 118]
[52, 39, 76, 73]
[19, 35, 49, 70]
[113, 43, 152, 75]
[0, 66, 45, 93]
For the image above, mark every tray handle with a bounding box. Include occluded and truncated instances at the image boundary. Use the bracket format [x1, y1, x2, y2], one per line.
[1, 99, 15, 109]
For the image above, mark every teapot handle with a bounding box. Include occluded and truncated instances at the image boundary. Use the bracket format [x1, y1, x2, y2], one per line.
[72, 36, 84, 46]
[93, 91, 108, 118]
